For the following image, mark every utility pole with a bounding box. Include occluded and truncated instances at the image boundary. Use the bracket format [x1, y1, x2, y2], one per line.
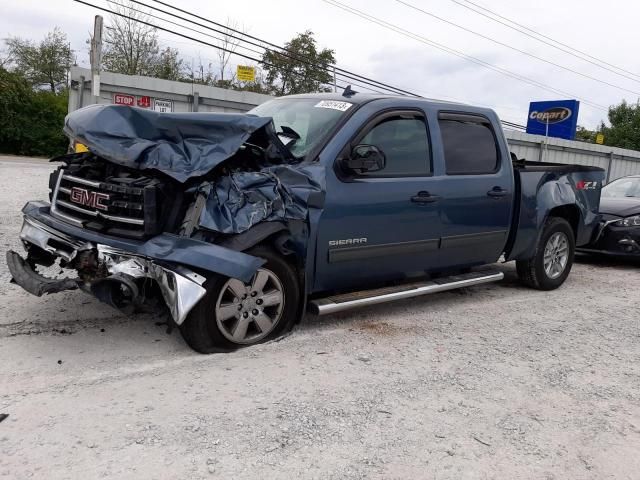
[90, 15, 103, 105]
[333, 65, 337, 93]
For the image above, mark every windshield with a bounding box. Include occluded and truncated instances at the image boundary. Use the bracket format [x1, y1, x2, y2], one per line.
[249, 98, 353, 158]
[602, 177, 640, 198]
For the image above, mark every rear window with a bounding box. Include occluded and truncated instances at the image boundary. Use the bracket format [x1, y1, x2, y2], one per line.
[439, 117, 499, 175]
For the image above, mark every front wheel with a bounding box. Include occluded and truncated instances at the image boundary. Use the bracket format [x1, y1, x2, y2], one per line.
[179, 246, 300, 353]
[516, 217, 575, 290]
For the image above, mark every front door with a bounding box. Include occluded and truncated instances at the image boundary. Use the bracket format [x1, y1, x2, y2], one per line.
[313, 110, 443, 292]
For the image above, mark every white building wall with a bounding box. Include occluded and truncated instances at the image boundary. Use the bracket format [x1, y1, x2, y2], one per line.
[504, 129, 640, 182]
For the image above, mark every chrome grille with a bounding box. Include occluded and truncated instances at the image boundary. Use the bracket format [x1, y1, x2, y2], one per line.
[51, 169, 158, 238]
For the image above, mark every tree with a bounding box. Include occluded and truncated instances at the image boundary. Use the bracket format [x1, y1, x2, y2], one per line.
[4, 28, 72, 92]
[151, 47, 184, 81]
[216, 19, 241, 83]
[600, 100, 640, 150]
[102, 0, 160, 76]
[0, 68, 68, 156]
[261, 31, 335, 96]
[101, 0, 184, 80]
[575, 125, 597, 143]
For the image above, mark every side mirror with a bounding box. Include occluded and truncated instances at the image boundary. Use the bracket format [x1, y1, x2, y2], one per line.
[341, 144, 386, 174]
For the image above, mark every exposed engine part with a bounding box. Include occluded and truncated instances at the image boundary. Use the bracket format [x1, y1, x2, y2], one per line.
[91, 273, 140, 314]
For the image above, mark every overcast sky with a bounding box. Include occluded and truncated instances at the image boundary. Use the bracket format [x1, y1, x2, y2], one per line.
[2, 0, 639, 128]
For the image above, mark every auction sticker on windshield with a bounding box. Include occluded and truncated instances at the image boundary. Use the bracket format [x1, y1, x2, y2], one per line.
[314, 100, 352, 111]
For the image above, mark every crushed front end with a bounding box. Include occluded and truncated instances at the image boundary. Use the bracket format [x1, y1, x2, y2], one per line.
[7, 202, 263, 324]
[6, 103, 322, 324]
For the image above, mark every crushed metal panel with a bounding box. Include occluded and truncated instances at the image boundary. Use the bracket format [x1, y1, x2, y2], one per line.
[198, 164, 325, 234]
[63, 104, 273, 182]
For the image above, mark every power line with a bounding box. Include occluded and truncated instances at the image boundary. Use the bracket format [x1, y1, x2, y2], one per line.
[140, 0, 419, 97]
[74, 0, 529, 129]
[125, 1, 531, 125]
[110, 2, 386, 94]
[448, 0, 640, 85]
[74, 0, 354, 93]
[395, 0, 640, 97]
[323, 0, 607, 111]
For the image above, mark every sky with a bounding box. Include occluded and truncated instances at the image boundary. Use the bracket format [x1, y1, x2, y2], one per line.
[2, 0, 640, 129]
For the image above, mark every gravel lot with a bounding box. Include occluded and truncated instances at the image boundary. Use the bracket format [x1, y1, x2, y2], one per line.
[1, 155, 639, 479]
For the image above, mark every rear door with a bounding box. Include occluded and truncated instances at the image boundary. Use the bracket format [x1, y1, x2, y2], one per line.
[313, 110, 443, 292]
[434, 112, 514, 267]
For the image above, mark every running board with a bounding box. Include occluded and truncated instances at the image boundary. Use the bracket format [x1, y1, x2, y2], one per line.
[308, 270, 504, 316]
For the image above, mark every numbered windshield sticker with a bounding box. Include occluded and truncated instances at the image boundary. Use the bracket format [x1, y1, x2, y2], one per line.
[314, 100, 353, 112]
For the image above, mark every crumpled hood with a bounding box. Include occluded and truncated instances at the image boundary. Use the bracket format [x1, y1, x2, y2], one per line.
[64, 104, 273, 182]
[599, 197, 640, 217]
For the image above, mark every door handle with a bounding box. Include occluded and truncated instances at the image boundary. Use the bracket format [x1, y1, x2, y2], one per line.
[411, 191, 441, 203]
[487, 187, 508, 198]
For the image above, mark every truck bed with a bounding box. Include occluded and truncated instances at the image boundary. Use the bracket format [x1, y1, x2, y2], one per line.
[506, 160, 604, 261]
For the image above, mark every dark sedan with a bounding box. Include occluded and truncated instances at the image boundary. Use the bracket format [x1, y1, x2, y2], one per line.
[582, 175, 640, 256]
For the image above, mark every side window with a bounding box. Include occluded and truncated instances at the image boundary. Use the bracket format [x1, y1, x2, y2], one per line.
[359, 115, 430, 176]
[439, 116, 499, 175]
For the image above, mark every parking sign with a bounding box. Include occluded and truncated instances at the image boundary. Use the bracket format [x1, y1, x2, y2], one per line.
[154, 99, 173, 112]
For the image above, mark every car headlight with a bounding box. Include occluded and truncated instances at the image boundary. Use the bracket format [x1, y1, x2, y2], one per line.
[615, 215, 640, 227]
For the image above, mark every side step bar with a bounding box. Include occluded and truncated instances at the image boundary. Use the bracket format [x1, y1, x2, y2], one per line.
[308, 270, 504, 316]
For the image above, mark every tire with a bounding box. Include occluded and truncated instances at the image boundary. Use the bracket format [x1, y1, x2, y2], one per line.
[179, 245, 300, 353]
[516, 217, 575, 291]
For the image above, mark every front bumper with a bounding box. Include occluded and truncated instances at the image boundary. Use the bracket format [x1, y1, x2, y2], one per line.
[21, 201, 265, 282]
[8, 216, 207, 324]
[579, 219, 640, 256]
[7, 202, 265, 324]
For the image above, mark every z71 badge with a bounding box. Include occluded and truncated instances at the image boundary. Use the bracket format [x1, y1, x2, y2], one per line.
[576, 181, 599, 190]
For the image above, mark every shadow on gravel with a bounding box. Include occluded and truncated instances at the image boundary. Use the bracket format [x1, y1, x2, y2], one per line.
[300, 264, 516, 333]
[575, 252, 640, 270]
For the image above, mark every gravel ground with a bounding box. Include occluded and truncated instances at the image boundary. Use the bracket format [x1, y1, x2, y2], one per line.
[1, 156, 639, 479]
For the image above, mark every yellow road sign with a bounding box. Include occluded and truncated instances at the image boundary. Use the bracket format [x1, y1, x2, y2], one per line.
[237, 65, 256, 82]
[595, 133, 605, 145]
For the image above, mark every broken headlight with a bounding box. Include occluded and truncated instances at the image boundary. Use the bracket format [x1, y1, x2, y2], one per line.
[615, 215, 640, 227]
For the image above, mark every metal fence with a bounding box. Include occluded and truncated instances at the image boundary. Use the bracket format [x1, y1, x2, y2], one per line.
[68, 66, 272, 114]
[505, 129, 640, 182]
[68, 67, 640, 182]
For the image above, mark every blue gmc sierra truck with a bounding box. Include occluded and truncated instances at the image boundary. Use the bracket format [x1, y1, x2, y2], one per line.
[7, 91, 604, 353]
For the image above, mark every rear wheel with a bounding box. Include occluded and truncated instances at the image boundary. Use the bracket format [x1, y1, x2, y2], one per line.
[516, 217, 575, 290]
[179, 246, 300, 353]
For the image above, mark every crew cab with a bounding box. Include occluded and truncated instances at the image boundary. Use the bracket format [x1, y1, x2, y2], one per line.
[7, 92, 604, 353]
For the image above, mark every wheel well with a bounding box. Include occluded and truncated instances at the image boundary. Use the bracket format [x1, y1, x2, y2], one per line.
[548, 205, 579, 239]
[252, 235, 307, 325]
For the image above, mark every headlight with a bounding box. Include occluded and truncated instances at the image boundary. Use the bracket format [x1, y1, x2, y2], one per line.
[615, 215, 640, 227]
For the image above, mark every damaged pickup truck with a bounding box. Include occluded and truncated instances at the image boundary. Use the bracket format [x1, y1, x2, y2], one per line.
[7, 92, 604, 353]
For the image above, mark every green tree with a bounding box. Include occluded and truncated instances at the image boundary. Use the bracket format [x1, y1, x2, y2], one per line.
[4, 28, 72, 92]
[102, 0, 160, 76]
[0, 68, 68, 156]
[600, 100, 640, 150]
[102, 1, 184, 80]
[575, 125, 597, 143]
[151, 47, 184, 81]
[261, 31, 336, 96]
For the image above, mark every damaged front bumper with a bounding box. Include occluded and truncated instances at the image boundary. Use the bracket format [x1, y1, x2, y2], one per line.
[7, 202, 266, 324]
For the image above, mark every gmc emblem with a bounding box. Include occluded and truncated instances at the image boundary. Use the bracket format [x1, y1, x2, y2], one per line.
[69, 187, 110, 211]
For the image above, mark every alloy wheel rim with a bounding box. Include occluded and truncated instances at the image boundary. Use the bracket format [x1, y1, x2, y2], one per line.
[215, 268, 285, 344]
[543, 232, 569, 279]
